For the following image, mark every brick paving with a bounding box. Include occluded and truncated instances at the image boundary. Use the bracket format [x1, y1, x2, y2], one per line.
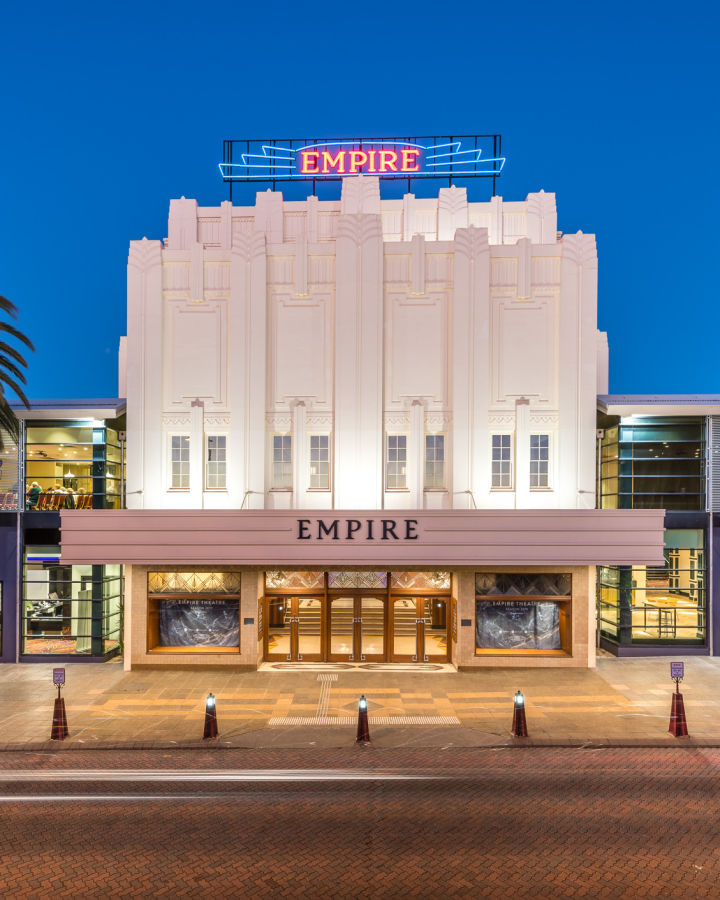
[0, 747, 719, 897]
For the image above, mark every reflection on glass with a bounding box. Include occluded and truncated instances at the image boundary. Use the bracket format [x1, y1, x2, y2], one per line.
[424, 599, 447, 658]
[22, 546, 122, 656]
[393, 598, 417, 657]
[598, 529, 706, 643]
[267, 597, 290, 656]
[361, 597, 384, 657]
[330, 598, 354, 656]
[298, 598, 322, 657]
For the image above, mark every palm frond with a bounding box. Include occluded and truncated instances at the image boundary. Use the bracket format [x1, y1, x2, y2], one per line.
[0, 341, 28, 368]
[0, 296, 19, 320]
[0, 371, 30, 408]
[0, 398, 19, 445]
[0, 355, 27, 384]
[0, 321, 35, 352]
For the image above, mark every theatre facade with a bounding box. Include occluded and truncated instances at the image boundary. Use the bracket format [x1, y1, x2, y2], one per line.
[58, 172, 664, 669]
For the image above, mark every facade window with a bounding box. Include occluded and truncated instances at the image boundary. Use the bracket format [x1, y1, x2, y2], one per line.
[599, 418, 706, 511]
[530, 434, 550, 488]
[272, 435, 292, 489]
[170, 435, 190, 489]
[206, 435, 227, 490]
[23, 547, 122, 657]
[386, 435, 407, 490]
[491, 434, 513, 489]
[309, 435, 330, 490]
[598, 529, 706, 646]
[25, 422, 123, 510]
[425, 434, 445, 489]
[475, 573, 570, 653]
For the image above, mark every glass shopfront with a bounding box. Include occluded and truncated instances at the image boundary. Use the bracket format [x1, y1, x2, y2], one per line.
[264, 571, 451, 663]
[25, 421, 123, 511]
[147, 571, 241, 653]
[475, 573, 571, 654]
[598, 529, 706, 646]
[22, 546, 122, 657]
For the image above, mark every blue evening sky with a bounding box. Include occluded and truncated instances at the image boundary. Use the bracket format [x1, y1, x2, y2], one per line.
[1, 0, 717, 400]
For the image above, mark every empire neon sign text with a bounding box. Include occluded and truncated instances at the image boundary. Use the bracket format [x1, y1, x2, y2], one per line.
[299, 147, 422, 176]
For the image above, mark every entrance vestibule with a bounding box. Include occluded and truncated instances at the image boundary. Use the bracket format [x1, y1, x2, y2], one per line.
[263, 570, 452, 663]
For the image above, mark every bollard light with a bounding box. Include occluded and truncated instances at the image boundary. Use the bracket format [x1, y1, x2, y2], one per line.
[356, 694, 370, 743]
[203, 691, 219, 739]
[511, 688, 528, 738]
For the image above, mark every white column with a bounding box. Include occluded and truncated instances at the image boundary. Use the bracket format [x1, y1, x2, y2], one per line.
[515, 398, 531, 507]
[189, 399, 204, 507]
[292, 400, 307, 509]
[408, 400, 425, 509]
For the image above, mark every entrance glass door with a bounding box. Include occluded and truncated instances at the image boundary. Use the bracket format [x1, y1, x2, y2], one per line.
[328, 595, 386, 661]
[391, 597, 449, 661]
[266, 596, 323, 661]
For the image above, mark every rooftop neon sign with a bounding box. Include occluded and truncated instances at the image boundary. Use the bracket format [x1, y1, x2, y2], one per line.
[219, 135, 505, 187]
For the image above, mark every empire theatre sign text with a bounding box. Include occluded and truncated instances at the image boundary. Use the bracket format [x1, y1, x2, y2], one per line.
[298, 518, 419, 541]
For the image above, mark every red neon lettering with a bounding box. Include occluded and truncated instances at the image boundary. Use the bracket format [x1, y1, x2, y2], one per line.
[379, 150, 398, 172]
[348, 150, 368, 173]
[321, 150, 345, 173]
[367, 149, 377, 172]
[401, 148, 421, 172]
[300, 150, 320, 175]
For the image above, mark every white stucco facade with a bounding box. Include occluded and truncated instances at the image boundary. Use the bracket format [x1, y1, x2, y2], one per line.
[125, 176, 603, 514]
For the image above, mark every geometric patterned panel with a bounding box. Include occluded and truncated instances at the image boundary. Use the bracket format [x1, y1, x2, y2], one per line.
[265, 571, 325, 590]
[391, 571, 451, 591]
[148, 571, 242, 594]
[475, 573, 571, 597]
[328, 571, 388, 589]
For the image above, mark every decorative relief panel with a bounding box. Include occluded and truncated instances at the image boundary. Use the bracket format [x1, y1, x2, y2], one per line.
[165, 302, 226, 406]
[384, 412, 410, 427]
[503, 213, 527, 242]
[328, 571, 387, 589]
[205, 415, 231, 427]
[309, 256, 334, 284]
[488, 414, 514, 427]
[149, 571, 242, 594]
[162, 414, 191, 427]
[425, 254, 452, 285]
[385, 255, 411, 284]
[129, 237, 163, 273]
[387, 292, 448, 405]
[204, 261, 229, 291]
[266, 413, 292, 431]
[269, 294, 331, 406]
[530, 414, 559, 426]
[318, 212, 339, 240]
[491, 258, 516, 286]
[493, 299, 555, 403]
[391, 571, 451, 591]
[232, 218, 254, 240]
[532, 257, 561, 285]
[284, 213, 306, 242]
[265, 570, 324, 590]
[163, 263, 190, 290]
[198, 218, 221, 247]
[268, 256, 293, 285]
[425, 412, 451, 430]
[382, 210, 402, 241]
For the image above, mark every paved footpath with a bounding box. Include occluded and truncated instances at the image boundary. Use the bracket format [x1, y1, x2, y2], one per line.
[0, 746, 719, 898]
[0, 654, 719, 748]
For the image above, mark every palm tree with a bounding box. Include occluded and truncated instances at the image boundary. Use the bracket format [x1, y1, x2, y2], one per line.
[0, 295, 34, 447]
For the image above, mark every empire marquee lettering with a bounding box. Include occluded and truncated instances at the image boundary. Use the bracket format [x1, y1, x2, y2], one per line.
[298, 147, 421, 177]
[297, 518, 419, 541]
